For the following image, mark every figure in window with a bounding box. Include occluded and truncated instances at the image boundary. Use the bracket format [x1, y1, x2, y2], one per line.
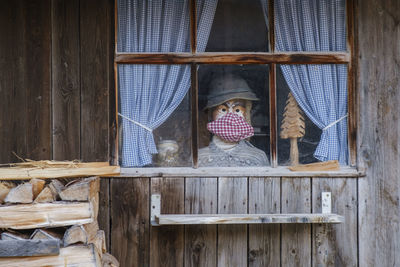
[199, 74, 269, 167]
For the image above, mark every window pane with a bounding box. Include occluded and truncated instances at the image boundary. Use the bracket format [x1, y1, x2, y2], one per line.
[118, 64, 192, 167]
[277, 64, 348, 165]
[274, 0, 347, 52]
[198, 65, 270, 167]
[117, 0, 191, 53]
[206, 0, 269, 52]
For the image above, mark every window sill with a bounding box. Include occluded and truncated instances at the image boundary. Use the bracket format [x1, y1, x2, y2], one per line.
[115, 166, 364, 178]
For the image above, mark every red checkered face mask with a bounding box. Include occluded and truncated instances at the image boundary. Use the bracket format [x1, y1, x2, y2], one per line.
[207, 113, 254, 142]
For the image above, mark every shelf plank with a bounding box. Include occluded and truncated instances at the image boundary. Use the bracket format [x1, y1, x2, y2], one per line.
[0, 202, 94, 229]
[154, 213, 344, 225]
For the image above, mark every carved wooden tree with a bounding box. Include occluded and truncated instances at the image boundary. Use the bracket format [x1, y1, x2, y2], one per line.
[280, 92, 305, 165]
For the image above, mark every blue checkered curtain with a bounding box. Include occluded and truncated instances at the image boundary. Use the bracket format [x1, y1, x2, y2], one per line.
[260, 0, 348, 164]
[118, 0, 218, 167]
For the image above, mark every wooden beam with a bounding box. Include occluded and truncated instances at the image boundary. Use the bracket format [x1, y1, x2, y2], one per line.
[0, 202, 94, 229]
[288, 160, 340, 172]
[0, 164, 119, 180]
[115, 52, 350, 65]
[0, 240, 60, 257]
[0, 245, 100, 267]
[118, 166, 362, 178]
[154, 213, 344, 225]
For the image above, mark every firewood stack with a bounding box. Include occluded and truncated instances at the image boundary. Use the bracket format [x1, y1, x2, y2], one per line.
[0, 176, 119, 267]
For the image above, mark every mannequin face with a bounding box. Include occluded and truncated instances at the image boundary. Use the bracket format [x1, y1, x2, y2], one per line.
[212, 99, 247, 121]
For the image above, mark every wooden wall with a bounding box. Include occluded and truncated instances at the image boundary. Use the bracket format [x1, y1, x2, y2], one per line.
[357, 0, 400, 266]
[0, 0, 399, 266]
[0, 0, 115, 250]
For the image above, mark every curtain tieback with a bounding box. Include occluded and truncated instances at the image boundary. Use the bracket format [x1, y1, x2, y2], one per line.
[322, 114, 348, 131]
[118, 113, 153, 132]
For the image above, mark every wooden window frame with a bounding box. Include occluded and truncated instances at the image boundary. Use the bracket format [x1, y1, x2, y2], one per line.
[113, 0, 358, 172]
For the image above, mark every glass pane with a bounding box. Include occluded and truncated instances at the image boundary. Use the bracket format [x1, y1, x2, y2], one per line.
[118, 64, 192, 167]
[198, 65, 270, 167]
[206, 0, 269, 52]
[274, 0, 347, 52]
[117, 0, 190, 53]
[277, 64, 349, 165]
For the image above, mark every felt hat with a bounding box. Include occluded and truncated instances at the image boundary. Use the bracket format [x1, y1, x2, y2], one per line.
[205, 74, 259, 109]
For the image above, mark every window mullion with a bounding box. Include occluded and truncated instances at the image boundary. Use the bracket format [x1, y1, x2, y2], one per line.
[190, 0, 196, 53]
[346, 0, 357, 166]
[190, 0, 199, 168]
[269, 0, 278, 167]
[191, 63, 199, 168]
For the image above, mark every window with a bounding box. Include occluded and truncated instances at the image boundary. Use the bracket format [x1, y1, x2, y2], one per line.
[115, 0, 356, 169]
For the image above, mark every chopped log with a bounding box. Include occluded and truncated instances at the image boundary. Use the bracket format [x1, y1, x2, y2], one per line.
[63, 225, 88, 247]
[92, 230, 106, 255]
[0, 161, 120, 180]
[1, 232, 29, 241]
[92, 192, 99, 220]
[49, 180, 64, 199]
[0, 239, 60, 257]
[30, 229, 62, 241]
[29, 178, 45, 199]
[102, 253, 120, 267]
[4, 183, 33, 203]
[83, 221, 100, 241]
[59, 177, 99, 202]
[83, 222, 105, 255]
[0, 182, 14, 203]
[0, 244, 101, 266]
[288, 160, 340, 172]
[0, 202, 94, 229]
[34, 186, 56, 203]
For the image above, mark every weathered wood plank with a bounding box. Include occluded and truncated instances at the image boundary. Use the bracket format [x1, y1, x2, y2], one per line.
[0, 244, 100, 267]
[312, 179, 357, 267]
[217, 177, 247, 267]
[248, 178, 280, 267]
[0, 1, 19, 164]
[0, 202, 93, 229]
[358, 1, 400, 266]
[119, 166, 361, 178]
[51, 0, 80, 160]
[0, 0, 51, 163]
[150, 178, 184, 267]
[110, 178, 149, 267]
[98, 178, 110, 250]
[23, 0, 52, 161]
[80, 0, 111, 162]
[281, 178, 311, 266]
[0, 239, 60, 257]
[157, 213, 343, 225]
[184, 178, 217, 267]
[115, 52, 350, 64]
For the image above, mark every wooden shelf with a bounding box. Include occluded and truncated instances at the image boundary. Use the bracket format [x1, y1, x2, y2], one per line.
[152, 213, 344, 226]
[150, 193, 344, 226]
